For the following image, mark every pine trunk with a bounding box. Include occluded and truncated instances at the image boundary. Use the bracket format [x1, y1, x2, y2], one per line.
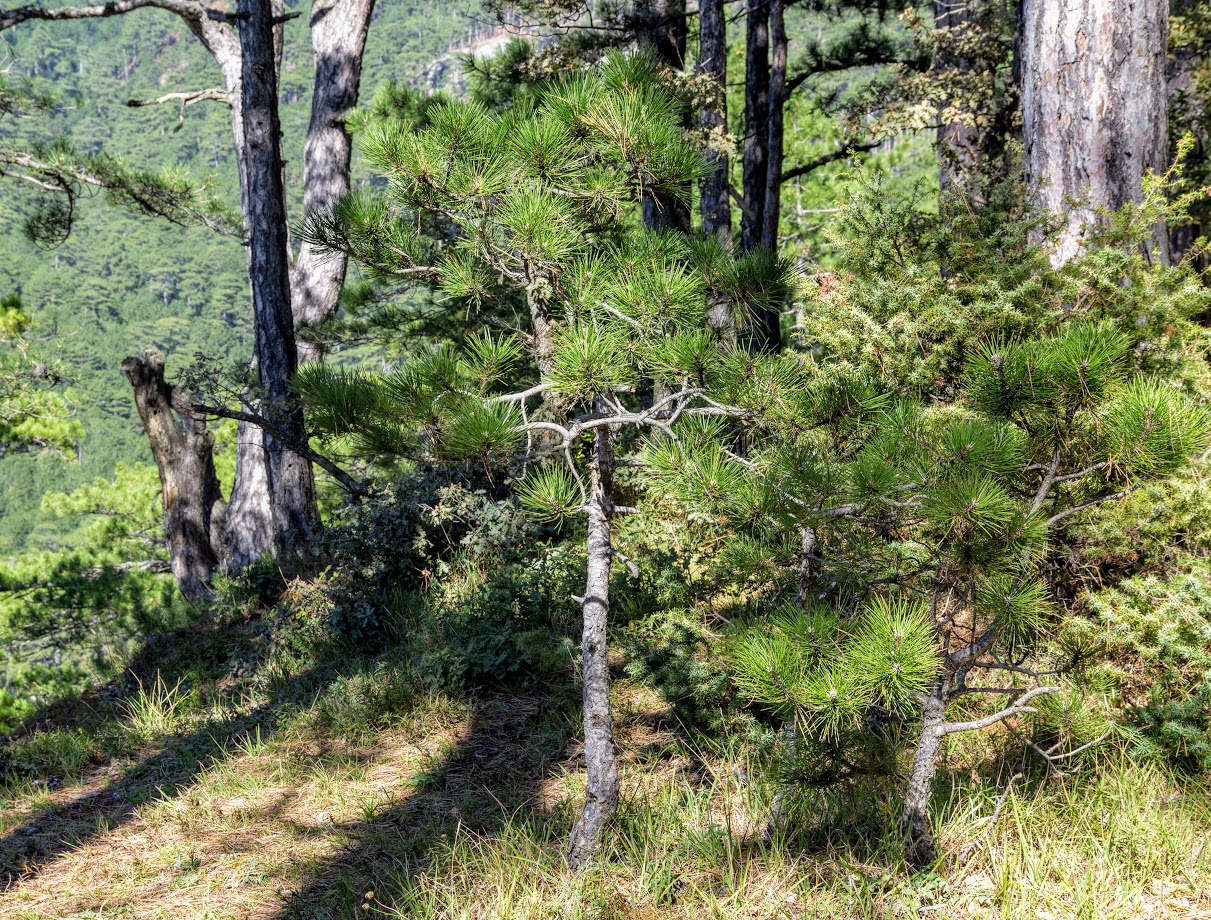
[741, 0, 769, 253]
[291, 0, 376, 364]
[567, 403, 620, 869]
[1021, 0, 1170, 266]
[901, 692, 946, 869]
[698, 0, 733, 337]
[231, 0, 316, 559]
[122, 350, 226, 602]
[635, 0, 691, 233]
[933, 0, 980, 193]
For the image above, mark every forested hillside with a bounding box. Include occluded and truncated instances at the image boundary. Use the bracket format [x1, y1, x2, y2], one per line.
[0, 1, 472, 552]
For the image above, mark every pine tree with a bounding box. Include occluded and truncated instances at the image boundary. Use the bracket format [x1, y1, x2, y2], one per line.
[298, 53, 792, 866]
[645, 176, 1211, 867]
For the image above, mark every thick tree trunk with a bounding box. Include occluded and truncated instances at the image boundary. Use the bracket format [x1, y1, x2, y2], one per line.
[901, 691, 946, 869]
[567, 403, 620, 869]
[1021, 0, 1170, 267]
[122, 349, 225, 602]
[741, 0, 769, 253]
[698, 0, 733, 337]
[229, 0, 317, 561]
[291, 0, 376, 363]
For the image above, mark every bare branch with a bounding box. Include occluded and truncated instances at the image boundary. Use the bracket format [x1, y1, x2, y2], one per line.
[939, 686, 1060, 736]
[1046, 488, 1137, 526]
[1, 0, 205, 30]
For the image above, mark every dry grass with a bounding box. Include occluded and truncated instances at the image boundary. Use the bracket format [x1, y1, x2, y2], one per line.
[0, 680, 1208, 920]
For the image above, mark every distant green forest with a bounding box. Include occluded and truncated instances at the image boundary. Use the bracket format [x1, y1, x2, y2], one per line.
[0, 1, 475, 553]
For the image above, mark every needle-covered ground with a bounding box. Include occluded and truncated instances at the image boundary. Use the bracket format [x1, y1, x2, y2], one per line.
[1, 618, 1208, 920]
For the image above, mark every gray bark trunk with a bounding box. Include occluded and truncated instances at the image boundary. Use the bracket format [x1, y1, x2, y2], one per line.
[933, 0, 980, 194]
[122, 349, 226, 602]
[1021, 0, 1170, 266]
[901, 691, 946, 869]
[291, 0, 375, 363]
[567, 401, 620, 869]
[230, 0, 316, 560]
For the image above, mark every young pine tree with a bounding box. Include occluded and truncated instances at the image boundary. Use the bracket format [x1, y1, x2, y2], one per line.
[647, 179, 1211, 867]
[299, 53, 791, 866]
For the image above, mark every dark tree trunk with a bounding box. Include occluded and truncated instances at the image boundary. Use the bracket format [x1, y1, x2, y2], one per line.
[741, 0, 769, 253]
[1021, 0, 1170, 266]
[760, 0, 786, 252]
[122, 349, 225, 602]
[901, 691, 947, 869]
[635, 0, 691, 233]
[230, 0, 316, 560]
[698, 0, 733, 337]
[291, 0, 376, 364]
[567, 401, 620, 869]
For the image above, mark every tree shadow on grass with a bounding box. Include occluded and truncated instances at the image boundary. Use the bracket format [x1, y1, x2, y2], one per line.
[0, 618, 341, 891]
[273, 686, 578, 920]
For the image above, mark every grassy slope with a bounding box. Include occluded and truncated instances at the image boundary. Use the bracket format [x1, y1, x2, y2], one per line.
[0, 619, 1207, 920]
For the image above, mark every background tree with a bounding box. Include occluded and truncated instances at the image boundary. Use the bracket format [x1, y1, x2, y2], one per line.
[1021, 0, 1171, 266]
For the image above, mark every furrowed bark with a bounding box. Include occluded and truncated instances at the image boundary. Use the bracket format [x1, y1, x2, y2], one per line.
[229, 0, 316, 560]
[901, 691, 946, 869]
[567, 399, 620, 869]
[1021, 0, 1170, 266]
[122, 349, 225, 601]
[760, 0, 786, 253]
[291, 0, 376, 363]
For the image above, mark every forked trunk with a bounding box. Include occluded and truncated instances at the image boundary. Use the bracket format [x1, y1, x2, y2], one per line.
[122, 349, 226, 601]
[567, 403, 620, 868]
[901, 692, 946, 869]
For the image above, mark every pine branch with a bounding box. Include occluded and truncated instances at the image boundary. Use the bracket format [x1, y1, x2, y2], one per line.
[1045, 487, 1137, 526]
[939, 686, 1059, 736]
[780, 142, 879, 184]
[0, 0, 207, 30]
[193, 401, 371, 497]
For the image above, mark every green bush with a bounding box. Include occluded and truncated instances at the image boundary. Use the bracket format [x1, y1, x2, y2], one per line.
[1068, 564, 1211, 772]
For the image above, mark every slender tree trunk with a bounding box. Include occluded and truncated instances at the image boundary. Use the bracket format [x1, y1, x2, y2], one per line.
[761, 0, 786, 252]
[230, 0, 316, 559]
[901, 691, 947, 869]
[567, 400, 620, 869]
[1021, 0, 1170, 267]
[741, 0, 769, 253]
[291, 0, 376, 363]
[122, 349, 226, 602]
[698, 0, 733, 337]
